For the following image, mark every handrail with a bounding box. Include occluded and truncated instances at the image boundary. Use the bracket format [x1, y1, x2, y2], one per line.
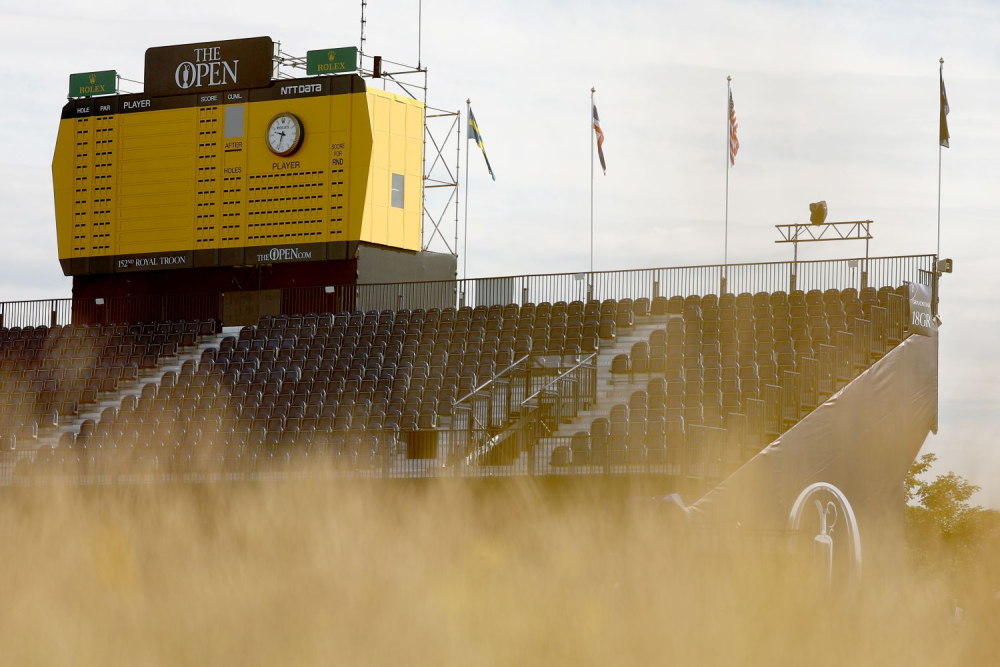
[461, 352, 599, 468]
[519, 352, 598, 409]
[458, 353, 595, 467]
[450, 353, 537, 437]
[453, 353, 532, 408]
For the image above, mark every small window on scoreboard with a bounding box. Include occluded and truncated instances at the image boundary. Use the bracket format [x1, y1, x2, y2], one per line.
[224, 106, 244, 139]
[391, 173, 405, 209]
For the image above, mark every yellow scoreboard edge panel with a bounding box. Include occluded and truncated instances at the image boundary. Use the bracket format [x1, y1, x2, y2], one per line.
[53, 73, 424, 276]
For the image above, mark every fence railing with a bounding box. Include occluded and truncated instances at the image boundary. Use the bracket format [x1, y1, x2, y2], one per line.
[0, 254, 935, 329]
[0, 427, 653, 486]
[364, 254, 936, 312]
[0, 298, 73, 329]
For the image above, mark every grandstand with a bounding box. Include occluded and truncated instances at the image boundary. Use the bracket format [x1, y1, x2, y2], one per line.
[0, 255, 938, 528]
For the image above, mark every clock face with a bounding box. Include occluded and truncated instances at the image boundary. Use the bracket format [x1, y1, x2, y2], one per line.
[266, 113, 303, 156]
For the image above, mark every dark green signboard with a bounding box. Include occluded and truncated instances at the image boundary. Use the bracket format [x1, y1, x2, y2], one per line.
[306, 47, 358, 76]
[69, 70, 117, 97]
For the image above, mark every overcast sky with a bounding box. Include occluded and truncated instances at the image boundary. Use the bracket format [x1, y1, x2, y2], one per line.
[1, 0, 998, 504]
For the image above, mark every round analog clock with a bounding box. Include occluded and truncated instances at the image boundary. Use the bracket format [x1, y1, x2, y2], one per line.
[266, 113, 303, 156]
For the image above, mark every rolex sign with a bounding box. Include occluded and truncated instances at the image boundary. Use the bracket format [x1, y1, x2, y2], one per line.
[306, 47, 358, 76]
[68, 70, 117, 98]
[144, 36, 274, 96]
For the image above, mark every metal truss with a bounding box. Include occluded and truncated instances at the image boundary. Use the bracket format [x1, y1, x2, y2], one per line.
[775, 220, 874, 245]
[775, 220, 875, 291]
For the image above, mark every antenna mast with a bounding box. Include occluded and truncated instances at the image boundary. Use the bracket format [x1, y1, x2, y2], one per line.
[359, 0, 368, 56]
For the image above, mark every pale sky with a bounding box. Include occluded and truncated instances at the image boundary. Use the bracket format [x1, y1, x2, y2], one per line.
[1, 0, 998, 504]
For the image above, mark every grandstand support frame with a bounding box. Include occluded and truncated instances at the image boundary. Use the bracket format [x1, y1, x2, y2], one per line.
[775, 220, 874, 292]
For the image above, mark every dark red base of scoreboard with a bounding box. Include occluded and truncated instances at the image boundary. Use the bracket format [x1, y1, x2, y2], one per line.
[70, 244, 457, 327]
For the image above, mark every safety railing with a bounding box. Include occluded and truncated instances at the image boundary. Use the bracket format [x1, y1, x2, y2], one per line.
[0, 298, 73, 329]
[0, 254, 935, 329]
[449, 354, 533, 462]
[518, 352, 598, 432]
[347, 254, 936, 313]
[458, 353, 597, 468]
[468, 353, 599, 473]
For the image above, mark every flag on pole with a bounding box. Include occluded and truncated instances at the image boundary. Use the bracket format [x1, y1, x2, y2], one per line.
[939, 68, 950, 148]
[592, 103, 607, 174]
[467, 106, 495, 181]
[728, 89, 740, 166]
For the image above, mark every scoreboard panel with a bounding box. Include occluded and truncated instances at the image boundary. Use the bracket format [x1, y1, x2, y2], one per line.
[53, 72, 424, 275]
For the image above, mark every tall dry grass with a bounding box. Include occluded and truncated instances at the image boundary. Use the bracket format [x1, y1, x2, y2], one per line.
[0, 480, 993, 666]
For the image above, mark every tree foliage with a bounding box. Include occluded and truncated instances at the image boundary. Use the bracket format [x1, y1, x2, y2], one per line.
[905, 453, 1000, 586]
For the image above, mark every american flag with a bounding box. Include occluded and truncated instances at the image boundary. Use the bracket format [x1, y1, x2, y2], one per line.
[729, 89, 740, 166]
[592, 103, 607, 174]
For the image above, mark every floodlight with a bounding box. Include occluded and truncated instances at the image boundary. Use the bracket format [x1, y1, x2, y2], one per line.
[809, 201, 828, 225]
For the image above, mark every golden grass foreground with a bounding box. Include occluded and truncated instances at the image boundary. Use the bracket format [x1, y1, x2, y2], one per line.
[0, 479, 994, 666]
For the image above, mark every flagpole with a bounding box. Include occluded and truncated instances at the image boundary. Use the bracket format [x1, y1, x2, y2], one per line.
[464, 99, 471, 285]
[724, 76, 731, 293]
[590, 87, 595, 279]
[937, 58, 943, 260]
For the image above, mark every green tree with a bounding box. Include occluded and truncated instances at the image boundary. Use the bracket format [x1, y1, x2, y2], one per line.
[905, 453, 999, 580]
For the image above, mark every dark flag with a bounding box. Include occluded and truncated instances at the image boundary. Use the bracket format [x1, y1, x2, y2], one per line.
[468, 106, 495, 181]
[592, 103, 607, 174]
[940, 68, 950, 148]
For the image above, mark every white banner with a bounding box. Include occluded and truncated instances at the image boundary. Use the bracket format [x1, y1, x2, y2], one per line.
[908, 283, 934, 337]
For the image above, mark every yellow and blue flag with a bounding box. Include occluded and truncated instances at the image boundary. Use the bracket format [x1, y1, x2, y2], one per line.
[468, 106, 495, 181]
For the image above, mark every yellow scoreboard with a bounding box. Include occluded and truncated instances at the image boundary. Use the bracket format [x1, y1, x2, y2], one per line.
[53, 38, 424, 276]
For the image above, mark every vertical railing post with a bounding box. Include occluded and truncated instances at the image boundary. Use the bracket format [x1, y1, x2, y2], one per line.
[931, 262, 939, 317]
[527, 416, 536, 477]
[789, 239, 799, 293]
